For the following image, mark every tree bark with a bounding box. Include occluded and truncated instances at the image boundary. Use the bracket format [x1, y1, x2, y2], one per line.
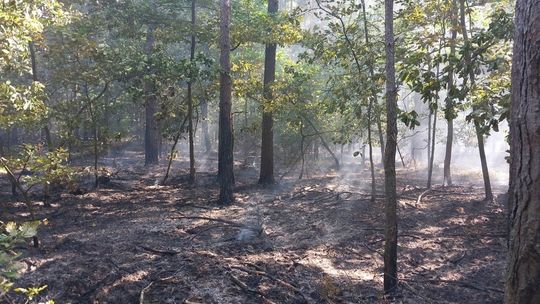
[218, 0, 234, 205]
[200, 98, 211, 152]
[29, 41, 53, 151]
[187, 0, 197, 184]
[428, 21, 446, 188]
[377, 112, 385, 166]
[144, 23, 160, 166]
[459, 0, 492, 200]
[427, 111, 432, 166]
[200, 42, 212, 152]
[383, 0, 398, 295]
[505, 0, 540, 302]
[259, 0, 278, 185]
[443, 0, 458, 187]
[427, 109, 437, 188]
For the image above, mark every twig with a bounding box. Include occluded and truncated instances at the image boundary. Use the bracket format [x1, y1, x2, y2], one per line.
[175, 202, 213, 210]
[175, 216, 243, 227]
[400, 281, 438, 304]
[138, 245, 181, 256]
[403, 278, 503, 294]
[227, 271, 276, 304]
[139, 281, 154, 304]
[241, 262, 309, 303]
[186, 224, 225, 241]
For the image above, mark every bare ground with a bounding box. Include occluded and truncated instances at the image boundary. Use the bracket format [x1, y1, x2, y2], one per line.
[1, 149, 508, 304]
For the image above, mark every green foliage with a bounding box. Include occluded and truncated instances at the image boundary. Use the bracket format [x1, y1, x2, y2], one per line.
[0, 0, 68, 131]
[398, 109, 421, 129]
[8, 144, 75, 190]
[0, 221, 40, 294]
[0, 81, 47, 128]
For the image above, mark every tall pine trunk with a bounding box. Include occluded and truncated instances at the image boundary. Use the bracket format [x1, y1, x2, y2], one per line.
[383, 0, 398, 295]
[505, 0, 540, 302]
[144, 23, 159, 166]
[259, 0, 278, 185]
[218, 0, 234, 205]
[187, 0, 197, 183]
[459, 0, 492, 200]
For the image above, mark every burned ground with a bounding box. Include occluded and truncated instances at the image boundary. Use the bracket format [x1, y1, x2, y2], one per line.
[1, 149, 507, 304]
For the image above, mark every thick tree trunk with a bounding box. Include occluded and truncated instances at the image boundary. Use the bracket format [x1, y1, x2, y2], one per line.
[187, 0, 197, 184]
[459, 0, 492, 200]
[383, 0, 398, 295]
[505, 1, 540, 302]
[259, 0, 278, 185]
[218, 0, 234, 205]
[144, 24, 159, 166]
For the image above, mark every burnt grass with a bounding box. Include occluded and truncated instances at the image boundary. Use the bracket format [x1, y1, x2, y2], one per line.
[1, 150, 508, 304]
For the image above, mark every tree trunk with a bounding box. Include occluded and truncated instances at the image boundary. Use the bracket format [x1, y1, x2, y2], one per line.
[259, 0, 278, 185]
[383, 0, 398, 295]
[299, 123, 305, 180]
[505, 1, 540, 302]
[443, 1, 457, 187]
[367, 100, 376, 201]
[377, 112, 385, 166]
[427, 108, 437, 188]
[187, 0, 197, 183]
[218, 0, 234, 205]
[428, 19, 446, 188]
[200, 99, 211, 152]
[29, 41, 53, 151]
[144, 23, 159, 166]
[459, 0, 492, 200]
[427, 111, 432, 166]
[360, 0, 378, 201]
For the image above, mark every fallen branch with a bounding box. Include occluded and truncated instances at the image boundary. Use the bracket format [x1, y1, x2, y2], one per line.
[186, 224, 225, 241]
[227, 271, 276, 304]
[439, 279, 503, 294]
[175, 202, 213, 210]
[416, 189, 431, 206]
[400, 281, 439, 304]
[240, 262, 309, 303]
[139, 281, 154, 304]
[139, 274, 184, 304]
[175, 216, 243, 227]
[404, 277, 504, 294]
[138, 245, 181, 256]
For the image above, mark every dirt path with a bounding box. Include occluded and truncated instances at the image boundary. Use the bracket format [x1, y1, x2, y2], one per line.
[2, 151, 507, 303]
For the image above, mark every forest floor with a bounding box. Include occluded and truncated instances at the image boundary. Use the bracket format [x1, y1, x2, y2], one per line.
[1, 147, 508, 304]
